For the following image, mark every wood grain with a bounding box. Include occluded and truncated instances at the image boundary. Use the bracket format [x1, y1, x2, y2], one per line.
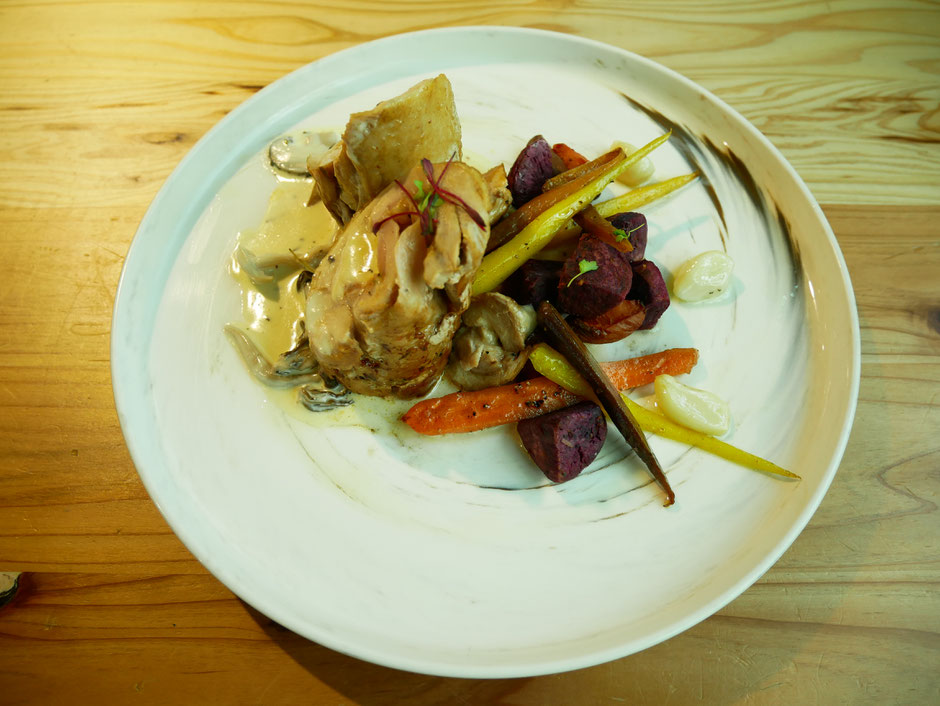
[1, 0, 939, 703]
[0, 1, 937, 209]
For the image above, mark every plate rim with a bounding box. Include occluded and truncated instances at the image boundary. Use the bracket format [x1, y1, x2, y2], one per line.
[111, 25, 862, 677]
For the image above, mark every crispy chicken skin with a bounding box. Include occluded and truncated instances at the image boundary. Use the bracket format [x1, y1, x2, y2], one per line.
[305, 161, 490, 397]
[311, 75, 462, 225]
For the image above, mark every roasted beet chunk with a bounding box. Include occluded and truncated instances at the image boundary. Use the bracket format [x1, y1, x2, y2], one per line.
[628, 259, 670, 329]
[517, 401, 608, 482]
[557, 234, 633, 319]
[502, 259, 562, 306]
[607, 212, 647, 262]
[507, 135, 556, 208]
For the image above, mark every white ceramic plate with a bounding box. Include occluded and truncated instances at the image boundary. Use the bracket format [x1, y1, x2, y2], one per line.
[112, 27, 860, 677]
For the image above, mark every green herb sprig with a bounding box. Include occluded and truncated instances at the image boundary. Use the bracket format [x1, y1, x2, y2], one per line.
[567, 259, 599, 287]
[614, 222, 644, 243]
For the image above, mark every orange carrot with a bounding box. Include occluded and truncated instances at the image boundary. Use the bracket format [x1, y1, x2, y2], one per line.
[402, 348, 699, 436]
[402, 378, 580, 435]
[552, 143, 589, 169]
[604, 347, 698, 390]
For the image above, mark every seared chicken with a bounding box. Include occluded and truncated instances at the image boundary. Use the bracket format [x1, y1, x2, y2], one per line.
[311, 75, 462, 225]
[305, 160, 490, 397]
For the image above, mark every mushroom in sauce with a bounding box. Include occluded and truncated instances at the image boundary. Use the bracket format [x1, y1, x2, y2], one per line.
[446, 292, 537, 391]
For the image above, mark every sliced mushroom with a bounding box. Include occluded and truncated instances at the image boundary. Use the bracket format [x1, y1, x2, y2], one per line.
[225, 326, 354, 411]
[446, 292, 537, 390]
[224, 326, 322, 388]
[298, 378, 352, 411]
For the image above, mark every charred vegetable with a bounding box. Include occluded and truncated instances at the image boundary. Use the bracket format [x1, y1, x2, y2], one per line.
[486, 148, 625, 253]
[529, 345, 699, 396]
[476, 131, 671, 284]
[517, 401, 607, 482]
[528, 344, 799, 480]
[541, 149, 621, 193]
[569, 299, 647, 344]
[403, 347, 700, 436]
[574, 205, 634, 255]
[611, 140, 656, 186]
[537, 301, 675, 505]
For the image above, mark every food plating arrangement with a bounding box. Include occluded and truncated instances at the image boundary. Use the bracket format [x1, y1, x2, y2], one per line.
[225, 74, 798, 505]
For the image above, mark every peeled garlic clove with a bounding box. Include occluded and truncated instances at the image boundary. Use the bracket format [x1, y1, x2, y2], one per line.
[673, 250, 734, 302]
[654, 374, 731, 435]
[612, 140, 655, 187]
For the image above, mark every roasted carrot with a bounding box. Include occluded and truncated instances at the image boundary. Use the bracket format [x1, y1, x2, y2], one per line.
[552, 143, 588, 169]
[486, 150, 623, 253]
[529, 344, 800, 480]
[541, 148, 620, 193]
[402, 378, 579, 435]
[574, 205, 634, 254]
[594, 172, 700, 218]
[534, 344, 699, 391]
[621, 395, 800, 479]
[536, 302, 675, 506]
[402, 347, 699, 435]
[474, 132, 671, 294]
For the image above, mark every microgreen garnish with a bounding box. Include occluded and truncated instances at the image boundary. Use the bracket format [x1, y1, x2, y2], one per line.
[372, 155, 486, 240]
[567, 259, 599, 287]
[614, 223, 644, 242]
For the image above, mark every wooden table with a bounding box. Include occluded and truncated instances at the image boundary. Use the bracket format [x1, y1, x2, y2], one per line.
[1, 2, 937, 703]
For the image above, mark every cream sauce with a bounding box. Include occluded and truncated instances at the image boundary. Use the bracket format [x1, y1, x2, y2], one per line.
[229, 181, 336, 363]
[229, 179, 418, 431]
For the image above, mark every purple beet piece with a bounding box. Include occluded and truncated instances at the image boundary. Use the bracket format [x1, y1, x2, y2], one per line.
[606, 212, 648, 262]
[502, 259, 562, 306]
[517, 401, 608, 482]
[507, 135, 556, 208]
[557, 234, 633, 319]
[627, 259, 670, 329]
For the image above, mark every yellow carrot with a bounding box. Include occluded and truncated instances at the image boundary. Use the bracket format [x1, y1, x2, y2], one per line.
[529, 344, 593, 397]
[529, 344, 800, 479]
[619, 395, 800, 479]
[543, 173, 697, 250]
[403, 347, 699, 436]
[594, 172, 700, 218]
[472, 131, 672, 295]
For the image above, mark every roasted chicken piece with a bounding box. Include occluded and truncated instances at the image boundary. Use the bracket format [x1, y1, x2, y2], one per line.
[482, 164, 512, 225]
[305, 160, 490, 397]
[311, 75, 462, 225]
